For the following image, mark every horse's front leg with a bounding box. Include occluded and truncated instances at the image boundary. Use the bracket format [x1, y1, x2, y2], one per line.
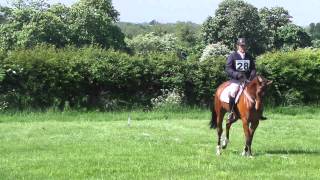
[241, 120, 253, 157]
[248, 120, 260, 155]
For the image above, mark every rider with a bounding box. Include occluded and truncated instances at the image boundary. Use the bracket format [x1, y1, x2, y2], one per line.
[225, 38, 267, 123]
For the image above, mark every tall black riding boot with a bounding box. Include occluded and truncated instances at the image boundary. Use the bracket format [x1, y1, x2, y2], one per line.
[228, 97, 236, 123]
[260, 116, 268, 120]
[259, 108, 268, 120]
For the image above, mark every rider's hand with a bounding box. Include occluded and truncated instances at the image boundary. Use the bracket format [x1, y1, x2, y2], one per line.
[237, 73, 245, 80]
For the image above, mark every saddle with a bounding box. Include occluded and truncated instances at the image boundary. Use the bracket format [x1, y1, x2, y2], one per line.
[220, 81, 245, 104]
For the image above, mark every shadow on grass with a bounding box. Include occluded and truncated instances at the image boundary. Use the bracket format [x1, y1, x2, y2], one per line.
[256, 149, 320, 156]
[228, 149, 320, 156]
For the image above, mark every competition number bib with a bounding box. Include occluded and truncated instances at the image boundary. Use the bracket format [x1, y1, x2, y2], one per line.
[235, 60, 250, 72]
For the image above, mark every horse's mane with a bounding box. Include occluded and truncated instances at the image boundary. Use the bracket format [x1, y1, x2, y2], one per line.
[245, 75, 266, 91]
[242, 75, 271, 110]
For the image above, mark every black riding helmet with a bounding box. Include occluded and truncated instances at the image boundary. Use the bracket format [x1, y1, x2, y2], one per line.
[237, 38, 246, 46]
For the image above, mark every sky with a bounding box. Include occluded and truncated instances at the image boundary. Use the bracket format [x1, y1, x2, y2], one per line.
[0, 0, 319, 26]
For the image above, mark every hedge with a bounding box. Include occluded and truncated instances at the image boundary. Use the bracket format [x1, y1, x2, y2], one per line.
[0, 46, 319, 110]
[257, 48, 320, 105]
[0, 46, 226, 110]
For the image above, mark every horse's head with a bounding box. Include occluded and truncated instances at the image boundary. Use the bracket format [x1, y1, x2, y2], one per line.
[255, 75, 272, 98]
[246, 75, 272, 110]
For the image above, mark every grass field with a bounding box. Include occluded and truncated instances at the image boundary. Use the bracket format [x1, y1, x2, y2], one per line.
[0, 107, 320, 179]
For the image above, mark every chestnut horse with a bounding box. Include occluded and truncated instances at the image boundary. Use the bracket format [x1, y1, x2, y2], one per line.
[210, 75, 272, 156]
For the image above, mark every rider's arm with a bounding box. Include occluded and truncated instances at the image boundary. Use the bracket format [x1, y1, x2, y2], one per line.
[249, 58, 256, 80]
[226, 53, 240, 80]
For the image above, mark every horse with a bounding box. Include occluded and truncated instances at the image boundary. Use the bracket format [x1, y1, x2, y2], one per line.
[209, 75, 272, 157]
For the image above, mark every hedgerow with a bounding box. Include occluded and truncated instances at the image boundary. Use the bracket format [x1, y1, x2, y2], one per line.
[0, 46, 318, 110]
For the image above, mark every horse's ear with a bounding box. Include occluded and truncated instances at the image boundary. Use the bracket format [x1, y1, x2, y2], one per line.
[267, 80, 273, 86]
[257, 76, 263, 83]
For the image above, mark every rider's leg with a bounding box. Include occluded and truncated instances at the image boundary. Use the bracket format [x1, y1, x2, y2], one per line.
[259, 104, 268, 121]
[260, 115, 267, 120]
[228, 83, 240, 123]
[227, 96, 236, 123]
[260, 108, 268, 120]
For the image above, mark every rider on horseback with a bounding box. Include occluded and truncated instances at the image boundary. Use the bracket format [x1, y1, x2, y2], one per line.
[226, 38, 267, 123]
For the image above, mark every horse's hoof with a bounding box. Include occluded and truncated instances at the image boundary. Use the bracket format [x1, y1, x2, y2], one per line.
[216, 145, 222, 156]
[221, 138, 229, 149]
[241, 151, 252, 157]
[241, 151, 246, 156]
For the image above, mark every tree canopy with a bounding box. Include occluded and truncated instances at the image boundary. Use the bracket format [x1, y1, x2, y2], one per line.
[202, 0, 311, 55]
[307, 22, 320, 40]
[277, 24, 312, 50]
[202, 0, 267, 55]
[259, 7, 292, 49]
[0, 0, 126, 51]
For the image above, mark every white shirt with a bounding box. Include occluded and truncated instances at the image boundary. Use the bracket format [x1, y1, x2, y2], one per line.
[237, 51, 245, 59]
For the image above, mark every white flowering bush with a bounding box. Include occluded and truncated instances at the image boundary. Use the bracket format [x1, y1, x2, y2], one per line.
[126, 32, 178, 54]
[0, 100, 8, 110]
[200, 42, 231, 62]
[151, 88, 184, 109]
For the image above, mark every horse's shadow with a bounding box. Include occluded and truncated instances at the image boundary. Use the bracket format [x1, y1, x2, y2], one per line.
[229, 149, 320, 156]
[256, 149, 320, 156]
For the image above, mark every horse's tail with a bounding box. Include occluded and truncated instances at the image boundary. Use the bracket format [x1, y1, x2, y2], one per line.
[209, 102, 217, 129]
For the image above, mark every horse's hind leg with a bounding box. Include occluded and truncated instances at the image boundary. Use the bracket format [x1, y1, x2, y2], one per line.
[222, 119, 232, 149]
[216, 110, 224, 155]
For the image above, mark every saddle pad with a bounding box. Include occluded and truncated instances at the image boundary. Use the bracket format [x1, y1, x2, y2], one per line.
[220, 83, 244, 104]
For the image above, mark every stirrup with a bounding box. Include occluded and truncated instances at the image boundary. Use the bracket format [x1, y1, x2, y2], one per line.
[227, 112, 236, 123]
[260, 116, 268, 120]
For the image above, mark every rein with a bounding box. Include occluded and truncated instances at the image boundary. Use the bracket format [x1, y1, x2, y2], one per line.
[240, 79, 256, 108]
[243, 90, 255, 104]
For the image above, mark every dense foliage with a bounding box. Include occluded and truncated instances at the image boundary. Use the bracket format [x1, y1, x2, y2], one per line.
[202, 0, 267, 55]
[0, 45, 319, 110]
[117, 21, 200, 40]
[277, 24, 312, 50]
[0, 0, 126, 51]
[202, 0, 311, 55]
[257, 49, 320, 105]
[0, 45, 227, 110]
[307, 22, 320, 40]
[124, 21, 202, 59]
[200, 42, 231, 62]
[126, 33, 178, 54]
[259, 7, 292, 49]
[0, 0, 318, 110]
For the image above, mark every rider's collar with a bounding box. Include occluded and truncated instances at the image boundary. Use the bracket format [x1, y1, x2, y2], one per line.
[237, 51, 245, 59]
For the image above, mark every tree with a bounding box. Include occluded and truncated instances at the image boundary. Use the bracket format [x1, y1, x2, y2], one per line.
[277, 24, 312, 50]
[67, 0, 126, 49]
[0, 2, 69, 50]
[316, 23, 320, 36]
[0, 6, 10, 24]
[0, 0, 127, 51]
[307, 22, 320, 40]
[202, 0, 267, 56]
[259, 7, 292, 49]
[175, 22, 199, 47]
[309, 23, 315, 37]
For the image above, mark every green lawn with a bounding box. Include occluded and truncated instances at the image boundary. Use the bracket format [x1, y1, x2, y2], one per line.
[0, 107, 320, 179]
